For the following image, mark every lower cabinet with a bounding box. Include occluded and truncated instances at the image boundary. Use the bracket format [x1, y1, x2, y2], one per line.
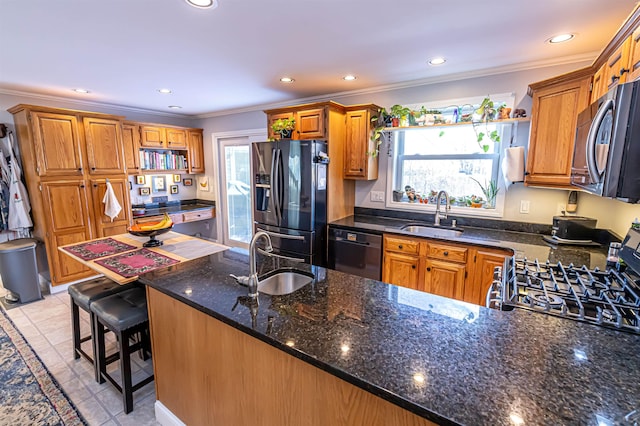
[382, 234, 510, 306]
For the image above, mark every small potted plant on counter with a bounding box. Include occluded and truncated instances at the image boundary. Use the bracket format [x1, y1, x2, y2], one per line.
[271, 117, 296, 139]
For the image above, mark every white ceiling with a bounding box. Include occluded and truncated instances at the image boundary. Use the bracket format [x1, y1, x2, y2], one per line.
[1, 0, 638, 117]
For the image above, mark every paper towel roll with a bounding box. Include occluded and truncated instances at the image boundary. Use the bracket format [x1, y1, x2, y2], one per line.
[501, 146, 525, 188]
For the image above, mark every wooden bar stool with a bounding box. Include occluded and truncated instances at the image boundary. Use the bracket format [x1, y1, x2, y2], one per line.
[91, 286, 154, 414]
[68, 277, 134, 381]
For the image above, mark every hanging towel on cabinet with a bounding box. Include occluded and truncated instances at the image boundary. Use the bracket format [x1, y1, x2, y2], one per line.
[102, 181, 122, 221]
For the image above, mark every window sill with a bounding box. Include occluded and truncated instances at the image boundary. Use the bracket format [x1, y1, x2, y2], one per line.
[386, 200, 504, 218]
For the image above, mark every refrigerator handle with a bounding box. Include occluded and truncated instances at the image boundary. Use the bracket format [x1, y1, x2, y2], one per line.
[275, 148, 283, 223]
[270, 148, 280, 222]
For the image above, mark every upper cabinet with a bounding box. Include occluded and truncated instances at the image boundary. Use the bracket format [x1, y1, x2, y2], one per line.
[83, 116, 126, 175]
[296, 108, 325, 139]
[187, 129, 205, 174]
[343, 104, 380, 180]
[139, 124, 187, 149]
[526, 68, 592, 188]
[629, 26, 640, 81]
[122, 122, 141, 174]
[28, 110, 85, 177]
[603, 36, 632, 91]
[165, 127, 188, 149]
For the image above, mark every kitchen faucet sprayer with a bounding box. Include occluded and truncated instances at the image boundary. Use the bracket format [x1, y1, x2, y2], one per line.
[434, 190, 451, 226]
[248, 231, 273, 297]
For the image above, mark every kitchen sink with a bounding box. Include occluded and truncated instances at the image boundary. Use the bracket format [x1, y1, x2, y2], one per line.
[400, 224, 464, 238]
[258, 269, 314, 296]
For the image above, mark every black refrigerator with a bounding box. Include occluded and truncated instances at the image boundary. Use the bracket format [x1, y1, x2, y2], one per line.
[252, 139, 329, 266]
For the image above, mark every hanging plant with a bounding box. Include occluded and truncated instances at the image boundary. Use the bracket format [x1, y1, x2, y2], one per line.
[472, 97, 502, 152]
[271, 118, 296, 139]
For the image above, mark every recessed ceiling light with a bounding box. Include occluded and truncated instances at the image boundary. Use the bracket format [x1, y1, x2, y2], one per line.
[168, 105, 182, 109]
[343, 75, 357, 81]
[548, 33, 575, 44]
[428, 57, 446, 66]
[73, 88, 90, 93]
[185, 0, 218, 9]
[158, 88, 172, 94]
[280, 77, 295, 83]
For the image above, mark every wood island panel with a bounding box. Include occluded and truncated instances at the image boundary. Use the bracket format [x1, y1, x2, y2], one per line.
[147, 287, 437, 426]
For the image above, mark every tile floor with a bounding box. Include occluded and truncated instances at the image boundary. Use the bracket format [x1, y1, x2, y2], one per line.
[0, 283, 160, 426]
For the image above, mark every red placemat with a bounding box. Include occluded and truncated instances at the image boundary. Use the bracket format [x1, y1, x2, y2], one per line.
[61, 238, 137, 261]
[94, 248, 179, 278]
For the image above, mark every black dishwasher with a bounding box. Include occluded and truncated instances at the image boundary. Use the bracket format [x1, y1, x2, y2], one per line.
[328, 227, 382, 280]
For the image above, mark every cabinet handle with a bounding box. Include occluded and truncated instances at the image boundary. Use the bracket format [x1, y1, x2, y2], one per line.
[443, 251, 449, 256]
[80, 184, 85, 188]
[93, 184, 98, 188]
[91, 167, 96, 171]
[398, 245, 403, 249]
[620, 67, 630, 76]
[412, 265, 416, 269]
[426, 267, 431, 272]
[611, 75, 620, 84]
[78, 168, 83, 172]
[359, 168, 363, 172]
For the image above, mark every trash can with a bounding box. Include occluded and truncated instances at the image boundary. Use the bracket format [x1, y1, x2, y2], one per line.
[0, 238, 43, 303]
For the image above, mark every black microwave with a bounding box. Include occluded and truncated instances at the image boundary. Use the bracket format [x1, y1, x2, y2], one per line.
[571, 80, 640, 203]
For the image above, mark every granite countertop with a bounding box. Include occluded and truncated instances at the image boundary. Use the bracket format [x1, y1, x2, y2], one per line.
[330, 214, 609, 269]
[132, 199, 215, 219]
[139, 248, 640, 425]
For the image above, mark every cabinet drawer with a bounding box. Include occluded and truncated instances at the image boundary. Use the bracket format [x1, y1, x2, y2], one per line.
[133, 215, 164, 225]
[182, 208, 214, 223]
[383, 235, 420, 255]
[426, 243, 467, 263]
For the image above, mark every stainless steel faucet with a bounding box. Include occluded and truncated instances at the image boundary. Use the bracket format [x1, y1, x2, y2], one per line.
[434, 190, 450, 226]
[248, 231, 273, 297]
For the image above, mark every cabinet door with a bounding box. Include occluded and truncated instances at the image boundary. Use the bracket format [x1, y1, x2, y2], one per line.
[122, 123, 140, 174]
[344, 109, 378, 180]
[464, 249, 509, 306]
[591, 64, 607, 103]
[422, 259, 465, 300]
[296, 108, 325, 139]
[188, 130, 205, 173]
[41, 180, 94, 284]
[629, 26, 640, 82]
[140, 125, 166, 148]
[166, 128, 188, 149]
[89, 177, 132, 237]
[30, 111, 84, 177]
[604, 36, 632, 90]
[525, 74, 591, 187]
[382, 251, 420, 290]
[267, 112, 295, 140]
[83, 117, 126, 175]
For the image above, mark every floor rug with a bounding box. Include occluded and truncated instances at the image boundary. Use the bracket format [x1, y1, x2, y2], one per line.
[0, 308, 87, 425]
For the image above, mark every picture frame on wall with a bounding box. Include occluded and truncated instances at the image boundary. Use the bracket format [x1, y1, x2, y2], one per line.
[136, 175, 145, 185]
[170, 185, 179, 194]
[152, 176, 166, 192]
[182, 178, 193, 186]
[139, 187, 150, 196]
[173, 174, 181, 183]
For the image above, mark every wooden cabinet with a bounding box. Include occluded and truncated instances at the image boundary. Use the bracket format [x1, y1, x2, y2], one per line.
[343, 104, 380, 180]
[140, 125, 166, 148]
[40, 179, 93, 284]
[122, 122, 140, 174]
[267, 112, 295, 140]
[187, 129, 205, 174]
[89, 177, 132, 237]
[525, 68, 592, 188]
[29, 111, 84, 177]
[83, 116, 126, 175]
[165, 127, 188, 149]
[382, 233, 511, 306]
[465, 248, 511, 306]
[265, 101, 354, 222]
[591, 64, 607, 102]
[629, 26, 640, 81]
[603, 36, 632, 91]
[8, 104, 131, 286]
[296, 108, 325, 139]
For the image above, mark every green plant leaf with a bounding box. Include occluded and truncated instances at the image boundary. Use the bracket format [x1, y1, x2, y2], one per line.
[477, 132, 485, 143]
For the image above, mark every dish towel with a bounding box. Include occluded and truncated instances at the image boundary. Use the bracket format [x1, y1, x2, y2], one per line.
[102, 181, 122, 222]
[501, 146, 525, 188]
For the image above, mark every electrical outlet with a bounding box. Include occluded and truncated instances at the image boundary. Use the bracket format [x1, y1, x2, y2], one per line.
[557, 203, 566, 215]
[520, 200, 530, 214]
[370, 191, 385, 202]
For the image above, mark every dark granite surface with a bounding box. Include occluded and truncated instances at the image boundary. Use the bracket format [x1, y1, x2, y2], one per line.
[139, 248, 640, 426]
[330, 214, 609, 269]
[132, 199, 215, 219]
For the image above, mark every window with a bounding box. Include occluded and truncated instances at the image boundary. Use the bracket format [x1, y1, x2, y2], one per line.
[385, 94, 515, 217]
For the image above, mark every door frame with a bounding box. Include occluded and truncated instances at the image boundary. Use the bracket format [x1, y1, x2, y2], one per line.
[211, 129, 267, 248]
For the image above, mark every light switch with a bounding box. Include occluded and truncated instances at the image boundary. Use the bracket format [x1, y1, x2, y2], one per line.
[370, 191, 385, 202]
[520, 200, 530, 214]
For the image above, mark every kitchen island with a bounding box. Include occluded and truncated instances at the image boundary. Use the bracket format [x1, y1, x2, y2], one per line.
[139, 248, 640, 426]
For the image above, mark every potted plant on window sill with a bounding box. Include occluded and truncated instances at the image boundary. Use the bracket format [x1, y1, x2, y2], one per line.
[271, 118, 296, 139]
[470, 177, 500, 209]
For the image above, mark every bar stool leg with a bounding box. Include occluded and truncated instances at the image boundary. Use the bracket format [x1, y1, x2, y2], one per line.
[95, 316, 107, 385]
[120, 329, 134, 414]
[71, 300, 82, 360]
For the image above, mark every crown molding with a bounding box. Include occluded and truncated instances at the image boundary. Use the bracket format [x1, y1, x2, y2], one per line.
[0, 88, 191, 120]
[194, 53, 597, 119]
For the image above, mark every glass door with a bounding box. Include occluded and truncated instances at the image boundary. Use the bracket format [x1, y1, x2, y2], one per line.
[217, 131, 266, 249]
